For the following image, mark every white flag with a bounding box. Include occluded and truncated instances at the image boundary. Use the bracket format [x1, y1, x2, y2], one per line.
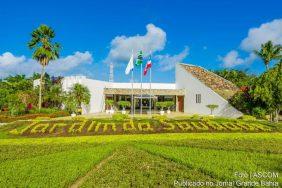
[125, 53, 134, 75]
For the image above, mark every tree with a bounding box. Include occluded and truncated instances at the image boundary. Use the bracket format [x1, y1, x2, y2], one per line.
[206, 104, 219, 115]
[251, 61, 282, 122]
[28, 24, 61, 110]
[156, 102, 167, 111]
[213, 69, 254, 87]
[117, 101, 131, 110]
[165, 101, 174, 110]
[44, 84, 63, 108]
[254, 41, 282, 70]
[105, 99, 114, 110]
[70, 83, 91, 108]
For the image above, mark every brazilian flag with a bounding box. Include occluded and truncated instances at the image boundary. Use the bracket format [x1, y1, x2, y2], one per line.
[135, 51, 143, 66]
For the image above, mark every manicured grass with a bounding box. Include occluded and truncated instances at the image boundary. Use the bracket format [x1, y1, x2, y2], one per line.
[80, 147, 215, 187]
[0, 143, 116, 187]
[0, 133, 281, 187]
[135, 143, 282, 183]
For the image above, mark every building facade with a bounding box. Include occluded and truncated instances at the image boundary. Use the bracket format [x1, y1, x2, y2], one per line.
[61, 63, 243, 118]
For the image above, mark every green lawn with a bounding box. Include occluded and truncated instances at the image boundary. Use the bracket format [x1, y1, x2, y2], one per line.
[0, 132, 281, 187]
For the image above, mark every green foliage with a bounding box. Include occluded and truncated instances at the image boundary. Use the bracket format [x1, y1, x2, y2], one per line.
[213, 69, 255, 87]
[252, 107, 266, 119]
[117, 101, 131, 109]
[206, 104, 219, 115]
[71, 83, 91, 107]
[44, 84, 64, 108]
[191, 114, 200, 120]
[155, 102, 167, 110]
[28, 24, 61, 110]
[7, 94, 26, 116]
[251, 62, 282, 121]
[112, 113, 130, 121]
[254, 41, 282, 70]
[239, 115, 256, 121]
[165, 101, 174, 109]
[63, 93, 77, 113]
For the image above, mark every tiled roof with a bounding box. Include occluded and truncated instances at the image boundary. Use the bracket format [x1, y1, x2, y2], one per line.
[180, 63, 239, 99]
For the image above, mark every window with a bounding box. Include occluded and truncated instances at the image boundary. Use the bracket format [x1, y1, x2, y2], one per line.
[196, 94, 201, 103]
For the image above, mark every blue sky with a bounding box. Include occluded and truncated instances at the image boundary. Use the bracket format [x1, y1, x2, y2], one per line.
[0, 0, 281, 82]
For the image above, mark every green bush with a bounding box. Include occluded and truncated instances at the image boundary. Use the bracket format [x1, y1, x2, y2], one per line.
[239, 115, 256, 121]
[7, 95, 26, 116]
[152, 115, 168, 121]
[112, 113, 129, 121]
[165, 101, 174, 110]
[155, 102, 167, 110]
[117, 101, 131, 110]
[191, 114, 200, 120]
[252, 107, 266, 119]
[29, 108, 60, 114]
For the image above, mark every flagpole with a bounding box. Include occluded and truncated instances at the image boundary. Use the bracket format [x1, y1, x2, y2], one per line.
[149, 52, 152, 117]
[131, 69, 134, 118]
[140, 59, 143, 115]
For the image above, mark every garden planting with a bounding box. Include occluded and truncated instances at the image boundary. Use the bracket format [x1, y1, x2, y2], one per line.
[2, 117, 278, 137]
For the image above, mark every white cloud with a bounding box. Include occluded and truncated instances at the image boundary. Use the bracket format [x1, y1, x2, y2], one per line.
[0, 52, 26, 66]
[219, 50, 256, 68]
[0, 51, 93, 78]
[156, 47, 189, 71]
[219, 18, 282, 68]
[48, 51, 93, 75]
[104, 24, 166, 65]
[240, 19, 282, 51]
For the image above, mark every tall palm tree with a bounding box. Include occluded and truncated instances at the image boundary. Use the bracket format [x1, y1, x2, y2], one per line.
[254, 41, 282, 70]
[71, 83, 91, 108]
[28, 25, 61, 110]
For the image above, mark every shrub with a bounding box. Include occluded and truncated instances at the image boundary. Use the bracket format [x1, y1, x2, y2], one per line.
[105, 99, 114, 110]
[206, 104, 219, 115]
[239, 115, 256, 121]
[7, 95, 26, 116]
[117, 101, 131, 110]
[252, 107, 266, 119]
[177, 122, 193, 131]
[152, 115, 168, 122]
[155, 102, 167, 110]
[191, 114, 200, 120]
[112, 113, 129, 121]
[165, 101, 174, 110]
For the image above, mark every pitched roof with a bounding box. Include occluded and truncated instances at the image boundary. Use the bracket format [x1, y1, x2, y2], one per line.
[180, 63, 239, 99]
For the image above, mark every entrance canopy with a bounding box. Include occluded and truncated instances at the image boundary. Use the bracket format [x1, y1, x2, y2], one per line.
[134, 94, 157, 99]
[104, 88, 185, 96]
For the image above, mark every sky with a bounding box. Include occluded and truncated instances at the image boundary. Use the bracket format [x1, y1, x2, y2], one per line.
[0, 0, 281, 83]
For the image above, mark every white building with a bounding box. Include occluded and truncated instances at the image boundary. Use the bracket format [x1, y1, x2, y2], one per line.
[60, 63, 243, 118]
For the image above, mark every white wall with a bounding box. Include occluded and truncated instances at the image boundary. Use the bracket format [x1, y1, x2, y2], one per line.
[62, 76, 109, 114]
[175, 64, 243, 118]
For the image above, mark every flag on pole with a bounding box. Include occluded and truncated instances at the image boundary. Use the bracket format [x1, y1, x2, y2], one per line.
[135, 51, 143, 66]
[143, 58, 152, 76]
[125, 53, 134, 75]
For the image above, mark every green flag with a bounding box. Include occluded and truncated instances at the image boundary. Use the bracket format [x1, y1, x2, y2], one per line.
[135, 51, 143, 66]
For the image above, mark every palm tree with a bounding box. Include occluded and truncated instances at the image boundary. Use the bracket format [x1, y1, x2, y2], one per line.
[71, 83, 91, 108]
[254, 41, 282, 70]
[28, 24, 61, 110]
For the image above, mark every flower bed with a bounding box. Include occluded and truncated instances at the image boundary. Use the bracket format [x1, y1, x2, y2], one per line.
[5, 118, 277, 137]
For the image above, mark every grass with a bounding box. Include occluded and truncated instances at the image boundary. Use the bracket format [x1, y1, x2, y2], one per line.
[0, 143, 116, 187]
[0, 132, 281, 187]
